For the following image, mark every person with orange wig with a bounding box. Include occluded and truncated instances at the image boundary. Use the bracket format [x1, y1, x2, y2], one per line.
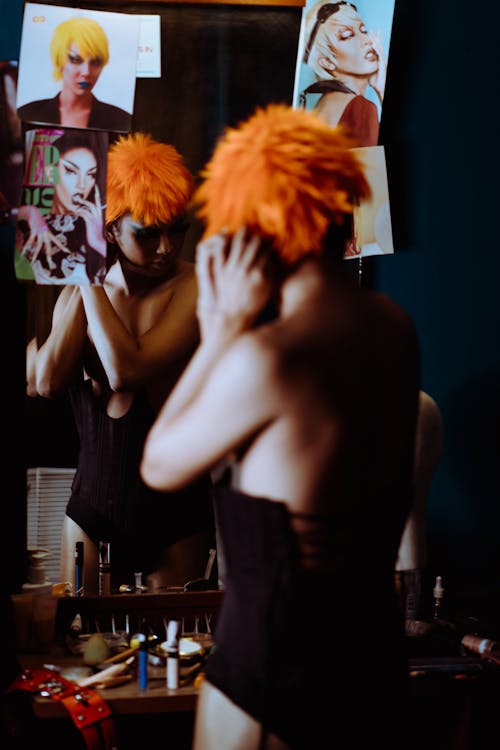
[141, 104, 419, 749]
[29, 132, 215, 594]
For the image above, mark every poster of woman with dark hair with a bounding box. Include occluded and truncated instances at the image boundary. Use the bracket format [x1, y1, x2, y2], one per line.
[16, 127, 109, 285]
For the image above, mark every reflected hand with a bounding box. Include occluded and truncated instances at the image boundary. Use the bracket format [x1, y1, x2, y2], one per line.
[195, 227, 272, 340]
[368, 30, 386, 104]
[17, 204, 69, 270]
[73, 184, 106, 257]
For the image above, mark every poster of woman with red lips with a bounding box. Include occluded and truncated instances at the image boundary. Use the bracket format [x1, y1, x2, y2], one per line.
[293, 0, 396, 259]
[16, 126, 109, 285]
[293, 0, 395, 147]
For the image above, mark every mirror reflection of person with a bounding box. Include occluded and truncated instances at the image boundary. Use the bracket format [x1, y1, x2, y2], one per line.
[17, 16, 130, 131]
[17, 129, 107, 285]
[27, 133, 214, 595]
[141, 105, 420, 749]
[299, 1, 386, 146]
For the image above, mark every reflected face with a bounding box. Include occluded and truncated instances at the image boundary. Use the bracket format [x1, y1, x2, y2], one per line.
[52, 147, 97, 214]
[323, 9, 378, 75]
[111, 214, 187, 278]
[61, 43, 104, 96]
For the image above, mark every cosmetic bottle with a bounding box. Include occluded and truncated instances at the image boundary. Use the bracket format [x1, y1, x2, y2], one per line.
[98, 541, 111, 596]
[432, 575, 444, 620]
[134, 571, 147, 593]
[166, 620, 180, 689]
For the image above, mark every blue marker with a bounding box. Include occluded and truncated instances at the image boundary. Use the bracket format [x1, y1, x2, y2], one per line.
[138, 633, 148, 690]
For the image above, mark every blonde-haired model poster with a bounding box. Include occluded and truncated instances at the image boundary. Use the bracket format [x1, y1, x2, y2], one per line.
[16, 3, 140, 132]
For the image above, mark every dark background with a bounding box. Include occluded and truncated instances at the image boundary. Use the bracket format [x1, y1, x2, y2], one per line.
[1, 0, 499, 606]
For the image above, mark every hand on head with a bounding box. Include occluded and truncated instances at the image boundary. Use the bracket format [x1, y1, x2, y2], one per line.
[195, 227, 273, 340]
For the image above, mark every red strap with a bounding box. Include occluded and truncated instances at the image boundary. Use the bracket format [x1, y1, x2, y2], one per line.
[73, 717, 117, 750]
[7, 668, 118, 750]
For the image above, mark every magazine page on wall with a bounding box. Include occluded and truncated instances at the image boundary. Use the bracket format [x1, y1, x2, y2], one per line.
[292, 0, 396, 259]
[292, 0, 396, 146]
[15, 126, 109, 286]
[352, 145, 393, 257]
[16, 3, 140, 133]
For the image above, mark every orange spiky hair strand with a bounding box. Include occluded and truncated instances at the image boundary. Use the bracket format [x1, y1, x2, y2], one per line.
[106, 133, 194, 226]
[193, 104, 371, 264]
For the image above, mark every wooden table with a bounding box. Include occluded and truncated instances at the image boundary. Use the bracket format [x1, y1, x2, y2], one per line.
[14, 645, 201, 750]
[18, 647, 199, 718]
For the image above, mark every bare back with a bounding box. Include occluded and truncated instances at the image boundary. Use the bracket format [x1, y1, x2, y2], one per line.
[237, 271, 419, 518]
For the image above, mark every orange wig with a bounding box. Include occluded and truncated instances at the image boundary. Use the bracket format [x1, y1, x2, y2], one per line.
[193, 104, 371, 264]
[106, 133, 194, 226]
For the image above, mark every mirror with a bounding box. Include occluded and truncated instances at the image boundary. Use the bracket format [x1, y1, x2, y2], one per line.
[19, 0, 304, 597]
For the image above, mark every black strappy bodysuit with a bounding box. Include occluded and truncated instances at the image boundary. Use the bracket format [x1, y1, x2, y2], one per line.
[66, 378, 214, 585]
[206, 486, 411, 748]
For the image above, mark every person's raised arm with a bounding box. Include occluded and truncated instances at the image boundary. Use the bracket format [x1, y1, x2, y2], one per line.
[140, 228, 274, 490]
[79, 270, 199, 393]
[156, 228, 272, 423]
[141, 331, 276, 492]
[34, 285, 87, 398]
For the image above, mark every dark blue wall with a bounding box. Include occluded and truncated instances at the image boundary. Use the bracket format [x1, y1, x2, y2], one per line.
[376, 0, 500, 592]
[0, 0, 22, 59]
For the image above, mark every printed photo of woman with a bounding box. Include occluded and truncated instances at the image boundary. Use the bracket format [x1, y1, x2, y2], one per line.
[16, 4, 139, 132]
[16, 127, 108, 285]
[294, 0, 395, 147]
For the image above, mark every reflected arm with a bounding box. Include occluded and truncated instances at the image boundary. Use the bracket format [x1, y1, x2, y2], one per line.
[79, 272, 199, 393]
[26, 336, 38, 398]
[33, 286, 87, 399]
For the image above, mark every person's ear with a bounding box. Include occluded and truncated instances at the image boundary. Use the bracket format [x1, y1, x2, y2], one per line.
[318, 56, 336, 76]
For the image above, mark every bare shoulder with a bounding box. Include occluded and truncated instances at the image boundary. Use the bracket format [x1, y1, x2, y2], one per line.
[175, 259, 196, 281]
[166, 260, 197, 296]
[217, 329, 281, 404]
[225, 329, 277, 377]
[316, 91, 355, 124]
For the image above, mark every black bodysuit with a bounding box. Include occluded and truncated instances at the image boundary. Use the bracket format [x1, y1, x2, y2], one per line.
[66, 378, 214, 586]
[207, 486, 411, 748]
